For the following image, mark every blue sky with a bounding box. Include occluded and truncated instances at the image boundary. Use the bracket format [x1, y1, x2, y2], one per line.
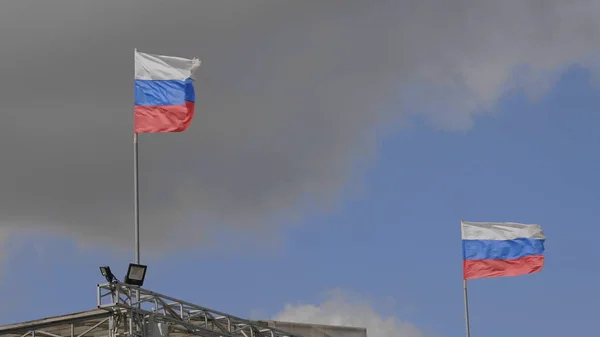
[1, 65, 598, 337]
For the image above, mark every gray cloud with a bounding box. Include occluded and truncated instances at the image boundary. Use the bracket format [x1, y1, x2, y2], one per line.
[0, 0, 599, 251]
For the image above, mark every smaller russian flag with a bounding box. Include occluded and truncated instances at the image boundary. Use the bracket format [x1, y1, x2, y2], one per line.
[134, 50, 201, 133]
[461, 221, 546, 280]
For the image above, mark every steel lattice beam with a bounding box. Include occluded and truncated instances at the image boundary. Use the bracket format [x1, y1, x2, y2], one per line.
[97, 282, 302, 337]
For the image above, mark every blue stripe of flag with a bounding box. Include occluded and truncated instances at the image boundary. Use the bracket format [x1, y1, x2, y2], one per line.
[134, 78, 195, 106]
[462, 238, 545, 260]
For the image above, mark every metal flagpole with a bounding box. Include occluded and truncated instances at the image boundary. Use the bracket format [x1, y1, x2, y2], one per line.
[463, 279, 471, 337]
[133, 49, 141, 266]
[460, 219, 471, 337]
[133, 48, 141, 307]
[133, 132, 140, 305]
[133, 132, 140, 264]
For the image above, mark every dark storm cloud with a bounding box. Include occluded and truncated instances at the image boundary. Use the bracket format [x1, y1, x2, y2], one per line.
[0, 0, 599, 251]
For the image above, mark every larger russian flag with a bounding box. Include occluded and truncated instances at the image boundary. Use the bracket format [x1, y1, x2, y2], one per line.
[461, 221, 546, 280]
[134, 50, 201, 133]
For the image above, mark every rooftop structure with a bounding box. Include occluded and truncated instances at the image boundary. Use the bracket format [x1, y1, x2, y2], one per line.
[0, 282, 366, 337]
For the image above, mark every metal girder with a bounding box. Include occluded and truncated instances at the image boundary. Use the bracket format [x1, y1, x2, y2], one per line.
[0, 310, 114, 337]
[97, 282, 302, 337]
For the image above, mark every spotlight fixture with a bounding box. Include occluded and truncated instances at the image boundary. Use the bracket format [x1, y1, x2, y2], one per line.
[124, 263, 147, 287]
[99, 266, 117, 283]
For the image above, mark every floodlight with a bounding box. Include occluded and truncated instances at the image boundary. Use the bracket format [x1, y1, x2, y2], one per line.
[99, 266, 117, 283]
[124, 263, 147, 287]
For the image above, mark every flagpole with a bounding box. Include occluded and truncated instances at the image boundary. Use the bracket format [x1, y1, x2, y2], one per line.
[133, 132, 140, 264]
[463, 279, 471, 337]
[133, 132, 140, 306]
[133, 48, 141, 267]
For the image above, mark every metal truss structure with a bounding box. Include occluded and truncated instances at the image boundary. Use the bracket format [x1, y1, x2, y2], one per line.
[0, 310, 112, 337]
[96, 282, 302, 337]
[0, 282, 367, 337]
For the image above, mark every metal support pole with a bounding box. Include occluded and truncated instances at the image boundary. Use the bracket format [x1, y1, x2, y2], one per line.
[133, 132, 140, 264]
[463, 279, 471, 337]
[134, 48, 141, 309]
[133, 132, 140, 305]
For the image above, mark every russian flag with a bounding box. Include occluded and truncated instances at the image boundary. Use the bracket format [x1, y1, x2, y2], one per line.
[461, 221, 546, 280]
[134, 50, 201, 133]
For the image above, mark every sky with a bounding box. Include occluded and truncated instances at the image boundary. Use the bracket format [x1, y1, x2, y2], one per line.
[0, 1, 599, 336]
